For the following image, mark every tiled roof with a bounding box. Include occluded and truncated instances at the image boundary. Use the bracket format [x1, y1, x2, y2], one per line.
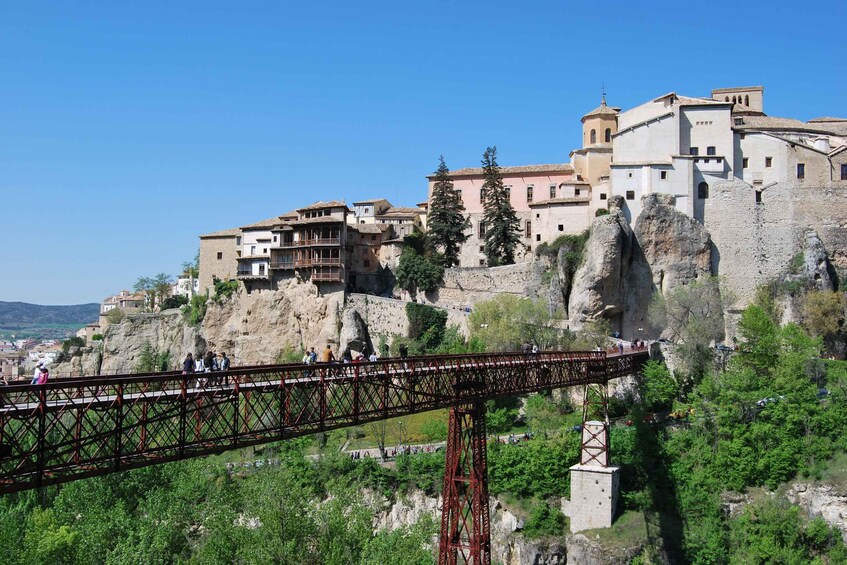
[431, 163, 573, 178]
[200, 227, 240, 238]
[582, 97, 620, 119]
[808, 117, 847, 123]
[297, 200, 349, 212]
[291, 216, 345, 225]
[528, 197, 591, 207]
[241, 216, 284, 230]
[351, 224, 391, 234]
[352, 198, 391, 205]
[379, 206, 425, 216]
[737, 115, 845, 135]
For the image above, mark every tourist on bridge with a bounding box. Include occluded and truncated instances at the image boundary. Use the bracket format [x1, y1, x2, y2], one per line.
[218, 352, 231, 371]
[36, 366, 49, 385]
[31, 361, 44, 385]
[182, 353, 195, 375]
[204, 351, 216, 373]
[321, 344, 335, 363]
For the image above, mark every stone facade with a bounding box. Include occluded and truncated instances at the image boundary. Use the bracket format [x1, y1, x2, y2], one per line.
[199, 229, 240, 294]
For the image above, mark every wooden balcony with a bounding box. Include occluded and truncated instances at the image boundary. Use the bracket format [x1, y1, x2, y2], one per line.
[278, 237, 341, 248]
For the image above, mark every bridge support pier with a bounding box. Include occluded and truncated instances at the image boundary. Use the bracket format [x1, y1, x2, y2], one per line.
[563, 382, 620, 533]
[438, 401, 491, 565]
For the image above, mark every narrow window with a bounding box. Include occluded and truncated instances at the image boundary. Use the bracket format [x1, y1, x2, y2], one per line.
[627, 172, 633, 178]
[626, 190, 635, 200]
[690, 147, 699, 156]
[217, 252, 223, 260]
[478, 222, 486, 238]
[259, 264, 265, 275]
[745, 95, 749, 106]
[765, 157, 772, 168]
[525, 221, 532, 238]
[479, 246, 484, 252]
[505, 185, 511, 200]
[549, 184, 556, 199]
[526, 185, 533, 203]
[590, 129, 596, 144]
[755, 191, 762, 204]
[236, 236, 242, 246]
[841, 164, 847, 180]
[797, 163, 805, 179]
[604, 128, 611, 143]
[558, 224, 564, 232]
[480, 188, 486, 203]
[660, 171, 668, 180]
[707, 146, 716, 156]
[536, 234, 541, 242]
[698, 182, 709, 199]
[743, 158, 749, 169]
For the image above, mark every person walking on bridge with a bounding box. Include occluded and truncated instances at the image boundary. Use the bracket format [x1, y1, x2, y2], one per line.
[182, 353, 195, 375]
[321, 344, 335, 364]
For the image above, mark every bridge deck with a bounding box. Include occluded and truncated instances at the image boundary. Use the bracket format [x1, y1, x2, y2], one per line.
[0, 350, 648, 494]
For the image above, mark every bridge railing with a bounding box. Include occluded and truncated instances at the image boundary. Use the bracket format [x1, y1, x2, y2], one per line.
[0, 350, 647, 494]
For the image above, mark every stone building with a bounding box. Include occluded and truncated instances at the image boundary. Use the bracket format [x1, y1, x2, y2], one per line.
[198, 227, 240, 294]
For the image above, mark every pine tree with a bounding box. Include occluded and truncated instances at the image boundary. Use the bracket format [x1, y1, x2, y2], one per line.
[481, 146, 520, 266]
[427, 156, 470, 267]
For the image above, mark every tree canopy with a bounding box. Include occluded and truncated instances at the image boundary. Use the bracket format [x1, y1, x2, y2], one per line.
[427, 156, 470, 268]
[480, 147, 520, 266]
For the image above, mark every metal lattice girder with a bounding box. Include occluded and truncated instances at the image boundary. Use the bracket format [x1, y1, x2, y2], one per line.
[580, 381, 610, 467]
[0, 350, 648, 494]
[439, 402, 490, 565]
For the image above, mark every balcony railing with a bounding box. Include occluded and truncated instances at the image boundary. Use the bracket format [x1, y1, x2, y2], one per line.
[278, 237, 341, 248]
[237, 269, 269, 279]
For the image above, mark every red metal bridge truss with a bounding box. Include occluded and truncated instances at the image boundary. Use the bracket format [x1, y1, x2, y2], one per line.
[0, 350, 647, 564]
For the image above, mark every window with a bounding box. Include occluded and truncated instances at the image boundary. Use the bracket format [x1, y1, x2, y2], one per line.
[734, 118, 744, 126]
[526, 185, 533, 203]
[690, 147, 699, 156]
[525, 221, 532, 238]
[627, 172, 633, 178]
[755, 191, 762, 204]
[745, 95, 749, 106]
[273, 235, 277, 243]
[765, 157, 772, 168]
[505, 185, 511, 200]
[698, 182, 709, 199]
[841, 164, 847, 180]
[478, 245, 484, 252]
[536, 234, 541, 242]
[574, 188, 581, 197]
[743, 158, 749, 169]
[478, 222, 486, 238]
[549, 184, 556, 199]
[707, 146, 716, 156]
[217, 252, 223, 260]
[236, 236, 242, 246]
[371, 235, 376, 241]
[604, 128, 611, 143]
[600, 193, 607, 200]
[479, 259, 485, 266]
[480, 188, 486, 203]
[626, 190, 635, 200]
[797, 163, 805, 179]
[558, 224, 564, 232]
[590, 129, 596, 144]
[250, 245, 256, 255]
[660, 171, 667, 180]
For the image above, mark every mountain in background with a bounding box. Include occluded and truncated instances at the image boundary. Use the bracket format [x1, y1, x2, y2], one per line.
[0, 301, 99, 327]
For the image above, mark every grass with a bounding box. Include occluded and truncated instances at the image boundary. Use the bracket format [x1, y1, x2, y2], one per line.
[346, 409, 450, 449]
[586, 509, 650, 548]
[815, 451, 847, 491]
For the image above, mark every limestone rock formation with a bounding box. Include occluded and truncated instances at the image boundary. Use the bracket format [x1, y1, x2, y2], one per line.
[100, 310, 201, 374]
[338, 307, 373, 356]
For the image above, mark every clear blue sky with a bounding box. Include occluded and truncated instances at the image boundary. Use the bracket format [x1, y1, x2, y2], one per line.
[1, 1, 845, 305]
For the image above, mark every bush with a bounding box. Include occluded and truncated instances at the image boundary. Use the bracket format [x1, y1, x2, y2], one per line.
[595, 208, 609, 217]
[406, 302, 448, 351]
[213, 279, 239, 304]
[91, 334, 104, 341]
[182, 294, 208, 326]
[160, 294, 189, 310]
[522, 502, 565, 538]
[61, 336, 85, 356]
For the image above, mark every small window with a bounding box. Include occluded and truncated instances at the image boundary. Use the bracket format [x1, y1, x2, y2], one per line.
[690, 147, 699, 156]
[526, 185, 533, 203]
[479, 246, 484, 252]
[558, 224, 564, 231]
[626, 190, 635, 200]
[273, 235, 277, 243]
[841, 164, 847, 180]
[660, 171, 667, 180]
[259, 265, 265, 275]
[480, 188, 486, 203]
[478, 222, 486, 238]
[505, 185, 511, 200]
[698, 182, 709, 199]
[549, 184, 556, 199]
[734, 118, 744, 126]
[574, 188, 581, 197]
[526, 246, 531, 252]
[536, 213, 540, 218]
[743, 158, 749, 169]
[590, 129, 596, 144]
[604, 128, 611, 143]
[217, 252, 223, 260]
[536, 234, 541, 242]
[236, 236, 242, 246]
[707, 146, 716, 156]
[525, 221, 532, 238]
[600, 193, 607, 200]
[755, 191, 762, 204]
[765, 157, 772, 168]
[797, 163, 805, 179]
[627, 172, 633, 178]
[479, 259, 485, 266]
[371, 235, 376, 241]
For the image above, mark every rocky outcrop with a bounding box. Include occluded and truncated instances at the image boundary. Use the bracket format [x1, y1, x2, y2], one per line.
[100, 310, 202, 374]
[785, 482, 847, 543]
[338, 307, 373, 356]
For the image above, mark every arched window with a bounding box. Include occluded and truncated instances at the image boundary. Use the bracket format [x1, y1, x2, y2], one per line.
[744, 95, 749, 106]
[698, 182, 709, 199]
[590, 129, 596, 144]
[725, 96, 729, 102]
[604, 128, 611, 143]
[732, 96, 737, 104]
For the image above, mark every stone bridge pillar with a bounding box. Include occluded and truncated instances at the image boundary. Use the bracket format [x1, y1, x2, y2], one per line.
[563, 382, 620, 532]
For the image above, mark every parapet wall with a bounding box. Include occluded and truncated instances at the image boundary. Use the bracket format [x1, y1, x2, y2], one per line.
[347, 294, 469, 347]
[420, 262, 543, 310]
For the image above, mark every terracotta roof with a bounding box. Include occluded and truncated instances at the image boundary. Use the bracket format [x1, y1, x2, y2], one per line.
[241, 216, 285, 230]
[528, 197, 591, 207]
[737, 115, 844, 135]
[200, 227, 240, 238]
[581, 97, 620, 120]
[712, 86, 764, 94]
[808, 117, 847, 123]
[352, 198, 391, 205]
[291, 216, 345, 225]
[430, 163, 573, 178]
[351, 223, 391, 234]
[379, 206, 425, 216]
[297, 200, 349, 212]
[652, 91, 727, 107]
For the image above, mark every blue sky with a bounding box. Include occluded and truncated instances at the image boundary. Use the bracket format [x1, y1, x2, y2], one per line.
[1, 1, 845, 305]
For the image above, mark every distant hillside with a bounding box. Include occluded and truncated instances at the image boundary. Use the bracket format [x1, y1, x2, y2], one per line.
[0, 301, 99, 327]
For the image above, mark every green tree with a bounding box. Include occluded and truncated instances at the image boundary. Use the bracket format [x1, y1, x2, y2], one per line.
[480, 146, 520, 266]
[395, 231, 443, 296]
[640, 359, 678, 410]
[803, 289, 845, 339]
[152, 272, 174, 310]
[469, 294, 564, 352]
[427, 156, 470, 268]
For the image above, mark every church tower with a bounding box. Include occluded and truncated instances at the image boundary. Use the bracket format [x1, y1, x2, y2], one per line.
[571, 94, 620, 186]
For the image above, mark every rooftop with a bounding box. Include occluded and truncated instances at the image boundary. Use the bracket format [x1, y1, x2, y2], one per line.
[581, 96, 621, 121]
[297, 200, 350, 212]
[429, 163, 573, 179]
[528, 197, 591, 207]
[200, 227, 240, 238]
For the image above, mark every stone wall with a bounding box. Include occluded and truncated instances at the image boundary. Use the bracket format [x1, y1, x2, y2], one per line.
[347, 294, 469, 349]
[420, 262, 546, 311]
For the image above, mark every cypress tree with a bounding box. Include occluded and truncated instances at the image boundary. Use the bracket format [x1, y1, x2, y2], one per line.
[427, 156, 470, 267]
[481, 146, 520, 266]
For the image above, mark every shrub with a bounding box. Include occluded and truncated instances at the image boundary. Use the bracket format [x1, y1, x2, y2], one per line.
[213, 279, 239, 304]
[406, 302, 448, 351]
[91, 334, 104, 341]
[160, 294, 189, 310]
[595, 208, 609, 217]
[183, 294, 208, 326]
